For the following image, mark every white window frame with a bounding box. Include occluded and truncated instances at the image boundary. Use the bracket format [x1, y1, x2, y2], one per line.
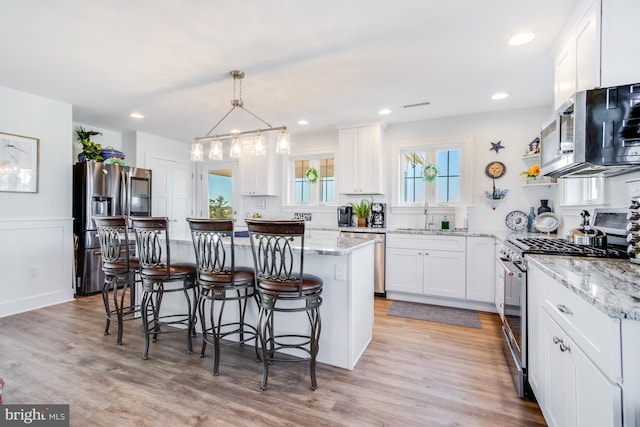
[559, 176, 605, 208]
[282, 151, 337, 207]
[391, 136, 472, 213]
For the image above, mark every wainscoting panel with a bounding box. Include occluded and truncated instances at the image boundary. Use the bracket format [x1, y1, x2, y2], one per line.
[0, 218, 75, 317]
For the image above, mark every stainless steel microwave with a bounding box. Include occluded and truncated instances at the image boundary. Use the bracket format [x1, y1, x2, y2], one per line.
[540, 83, 640, 178]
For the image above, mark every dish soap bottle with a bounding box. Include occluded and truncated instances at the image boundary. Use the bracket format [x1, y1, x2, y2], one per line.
[441, 216, 450, 230]
[527, 207, 536, 233]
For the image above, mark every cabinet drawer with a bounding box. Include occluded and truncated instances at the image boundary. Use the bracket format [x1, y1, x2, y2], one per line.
[386, 234, 465, 251]
[543, 281, 622, 382]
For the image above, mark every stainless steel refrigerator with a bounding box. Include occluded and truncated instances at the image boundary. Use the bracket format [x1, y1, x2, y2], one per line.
[73, 162, 152, 295]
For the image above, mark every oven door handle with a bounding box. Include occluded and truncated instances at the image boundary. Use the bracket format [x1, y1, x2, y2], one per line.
[498, 258, 523, 277]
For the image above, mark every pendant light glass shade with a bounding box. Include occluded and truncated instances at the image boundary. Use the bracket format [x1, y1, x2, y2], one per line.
[209, 139, 223, 160]
[253, 134, 266, 156]
[276, 132, 290, 154]
[229, 137, 243, 158]
[190, 141, 204, 161]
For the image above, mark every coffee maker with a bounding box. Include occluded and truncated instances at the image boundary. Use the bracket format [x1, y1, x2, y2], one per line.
[337, 206, 353, 227]
[370, 203, 386, 228]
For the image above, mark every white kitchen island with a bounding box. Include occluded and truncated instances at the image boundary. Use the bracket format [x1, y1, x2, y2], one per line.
[166, 234, 376, 370]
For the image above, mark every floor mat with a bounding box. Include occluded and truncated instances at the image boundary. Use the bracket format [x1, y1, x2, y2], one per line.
[386, 301, 482, 329]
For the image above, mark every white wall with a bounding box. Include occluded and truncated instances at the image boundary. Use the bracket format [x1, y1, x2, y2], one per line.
[0, 85, 75, 317]
[382, 106, 554, 231]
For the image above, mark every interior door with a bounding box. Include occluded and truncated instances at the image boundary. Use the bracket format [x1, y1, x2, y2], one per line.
[146, 156, 194, 237]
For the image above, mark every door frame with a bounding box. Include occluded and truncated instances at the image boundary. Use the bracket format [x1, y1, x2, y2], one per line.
[196, 159, 240, 224]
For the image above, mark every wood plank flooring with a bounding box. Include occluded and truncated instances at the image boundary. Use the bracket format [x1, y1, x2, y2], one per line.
[0, 295, 546, 426]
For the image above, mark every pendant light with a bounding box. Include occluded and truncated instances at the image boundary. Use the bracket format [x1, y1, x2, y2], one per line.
[193, 70, 290, 161]
[190, 141, 204, 161]
[209, 139, 223, 160]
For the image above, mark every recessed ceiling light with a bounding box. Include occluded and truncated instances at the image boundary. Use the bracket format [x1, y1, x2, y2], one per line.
[230, 129, 240, 134]
[297, 119, 309, 125]
[129, 112, 144, 119]
[491, 92, 509, 100]
[378, 108, 392, 115]
[508, 32, 535, 46]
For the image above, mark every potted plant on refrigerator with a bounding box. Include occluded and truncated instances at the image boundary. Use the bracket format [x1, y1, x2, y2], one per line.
[74, 125, 104, 162]
[349, 198, 372, 227]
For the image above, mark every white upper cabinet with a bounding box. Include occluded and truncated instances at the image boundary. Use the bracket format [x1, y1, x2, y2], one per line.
[554, 0, 640, 109]
[338, 125, 383, 194]
[554, 0, 599, 109]
[239, 140, 278, 196]
[600, 0, 640, 87]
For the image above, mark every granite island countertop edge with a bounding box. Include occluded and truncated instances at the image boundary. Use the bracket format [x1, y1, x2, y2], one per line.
[526, 255, 640, 321]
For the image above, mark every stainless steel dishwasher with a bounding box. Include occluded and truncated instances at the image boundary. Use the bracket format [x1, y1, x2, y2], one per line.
[339, 231, 385, 296]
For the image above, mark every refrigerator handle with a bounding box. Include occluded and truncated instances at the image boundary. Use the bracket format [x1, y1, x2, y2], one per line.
[122, 168, 129, 218]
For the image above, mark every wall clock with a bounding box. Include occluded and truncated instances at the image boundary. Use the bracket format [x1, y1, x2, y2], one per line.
[485, 161, 506, 179]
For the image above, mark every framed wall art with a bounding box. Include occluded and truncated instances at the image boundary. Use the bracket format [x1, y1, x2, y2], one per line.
[0, 131, 39, 193]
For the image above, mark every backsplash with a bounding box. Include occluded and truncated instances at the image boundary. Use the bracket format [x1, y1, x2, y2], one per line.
[293, 212, 312, 221]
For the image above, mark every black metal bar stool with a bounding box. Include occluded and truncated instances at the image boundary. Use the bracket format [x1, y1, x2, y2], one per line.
[187, 218, 258, 376]
[94, 216, 139, 345]
[130, 216, 198, 359]
[245, 219, 323, 391]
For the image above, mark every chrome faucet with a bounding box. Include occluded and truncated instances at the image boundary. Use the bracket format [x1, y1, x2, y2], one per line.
[424, 199, 434, 230]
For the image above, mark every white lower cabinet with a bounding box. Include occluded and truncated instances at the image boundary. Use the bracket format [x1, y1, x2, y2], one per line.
[386, 234, 468, 301]
[466, 237, 495, 303]
[528, 263, 622, 427]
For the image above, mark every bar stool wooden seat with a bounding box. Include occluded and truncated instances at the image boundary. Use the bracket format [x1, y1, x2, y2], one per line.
[187, 218, 258, 376]
[245, 219, 323, 391]
[130, 216, 198, 359]
[94, 216, 139, 346]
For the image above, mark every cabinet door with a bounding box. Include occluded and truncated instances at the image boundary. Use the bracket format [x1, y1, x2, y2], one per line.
[386, 247, 423, 293]
[542, 309, 576, 427]
[600, 0, 640, 87]
[338, 125, 382, 194]
[575, 6, 598, 92]
[239, 141, 277, 196]
[574, 345, 622, 427]
[338, 128, 360, 193]
[555, 45, 576, 109]
[357, 125, 381, 194]
[466, 237, 495, 303]
[423, 250, 466, 299]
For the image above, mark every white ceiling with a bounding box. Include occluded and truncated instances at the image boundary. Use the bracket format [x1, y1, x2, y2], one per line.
[0, 0, 579, 142]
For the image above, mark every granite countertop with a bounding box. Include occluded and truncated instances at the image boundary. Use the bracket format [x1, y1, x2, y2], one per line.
[526, 255, 640, 320]
[309, 225, 498, 239]
[170, 233, 376, 256]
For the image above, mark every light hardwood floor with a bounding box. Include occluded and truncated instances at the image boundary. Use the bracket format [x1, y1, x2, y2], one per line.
[0, 295, 545, 426]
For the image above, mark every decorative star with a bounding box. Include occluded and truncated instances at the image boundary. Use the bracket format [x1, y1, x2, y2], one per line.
[490, 140, 504, 153]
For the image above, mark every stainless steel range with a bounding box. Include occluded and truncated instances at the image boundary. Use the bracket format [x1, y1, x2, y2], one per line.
[497, 209, 629, 399]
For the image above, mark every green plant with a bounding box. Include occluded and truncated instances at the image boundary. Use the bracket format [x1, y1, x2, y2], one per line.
[348, 198, 373, 219]
[209, 195, 232, 219]
[74, 125, 104, 161]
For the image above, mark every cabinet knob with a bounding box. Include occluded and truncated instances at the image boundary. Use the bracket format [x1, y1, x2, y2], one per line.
[559, 342, 571, 353]
[552, 336, 562, 345]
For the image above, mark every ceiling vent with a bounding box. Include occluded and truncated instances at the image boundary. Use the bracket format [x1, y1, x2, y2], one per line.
[403, 102, 431, 109]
